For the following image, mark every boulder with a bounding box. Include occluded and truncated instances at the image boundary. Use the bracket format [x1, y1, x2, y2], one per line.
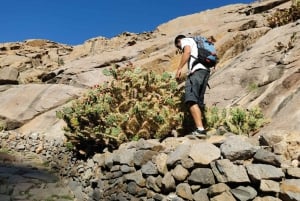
[0, 67, 19, 84]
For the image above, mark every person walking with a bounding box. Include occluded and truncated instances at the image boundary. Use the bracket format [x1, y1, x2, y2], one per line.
[174, 35, 212, 137]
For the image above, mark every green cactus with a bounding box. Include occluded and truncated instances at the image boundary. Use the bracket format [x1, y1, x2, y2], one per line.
[57, 66, 267, 156]
[204, 106, 266, 136]
[57, 67, 187, 155]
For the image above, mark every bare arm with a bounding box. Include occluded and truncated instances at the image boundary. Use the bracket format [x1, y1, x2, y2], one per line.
[176, 45, 191, 79]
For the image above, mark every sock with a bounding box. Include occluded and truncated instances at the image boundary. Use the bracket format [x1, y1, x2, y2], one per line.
[197, 127, 204, 131]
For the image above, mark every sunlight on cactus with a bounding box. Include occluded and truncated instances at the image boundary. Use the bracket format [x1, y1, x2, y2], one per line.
[56, 67, 186, 154]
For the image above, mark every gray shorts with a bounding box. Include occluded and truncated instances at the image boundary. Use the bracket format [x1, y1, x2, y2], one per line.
[185, 69, 210, 107]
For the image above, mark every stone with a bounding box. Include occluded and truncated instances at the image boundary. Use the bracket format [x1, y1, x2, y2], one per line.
[188, 168, 215, 185]
[135, 138, 160, 150]
[86, 158, 95, 168]
[189, 142, 220, 165]
[167, 193, 184, 201]
[208, 183, 231, 197]
[120, 165, 135, 173]
[259, 132, 284, 146]
[116, 148, 136, 166]
[153, 193, 166, 201]
[260, 180, 280, 193]
[127, 181, 139, 195]
[146, 176, 161, 192]
[0, 67, 19, 85]
[193, 188, 209, 201]
[211, 159, 250, 183]
[162, 172, 176, 192]
[154, 153, 168, 175]
[254, 148, 281, 167]
[124, 170, 146, 187]
[231, 186, 257, 201]
[172, 165, 189, 182]
[134, 150, 158, 167]
[110, 165, 120, 172]
[246, 164, 284, 181]
[210, 191, 236, 201]
[141, 161, 158, 175]
[286, 168, 300, 178]
[280, 179, 300, 201]
[181, 157, 194, 169]
[92, 153, 105, 167]
[220, 136, 256, 161]
[104, 152, 114, 169]
[273, 141, 287, 155]
[166, 143, 191, 168]
[253, 196, 282, 201]
[176, 183, 193, 201]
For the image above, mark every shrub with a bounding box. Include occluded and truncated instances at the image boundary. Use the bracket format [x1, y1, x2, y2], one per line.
[56, 67, 186, 154]
[205, 106, 266, 135]
[267, 3, 300, 28]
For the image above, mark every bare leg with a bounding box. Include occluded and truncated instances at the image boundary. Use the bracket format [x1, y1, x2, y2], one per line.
[189, 103, 204, 128]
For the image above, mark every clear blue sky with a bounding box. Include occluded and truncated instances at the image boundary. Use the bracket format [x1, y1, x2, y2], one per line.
[1, 0, 254, 45]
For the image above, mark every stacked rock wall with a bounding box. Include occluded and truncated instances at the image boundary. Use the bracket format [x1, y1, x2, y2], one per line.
[1, 131, 300, 200]
[67, 134, 300, 201]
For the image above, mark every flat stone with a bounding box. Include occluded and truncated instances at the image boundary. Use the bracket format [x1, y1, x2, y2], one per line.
[231, 186, 257, 201]
[134, 150, 158, 167]
[166, 144, 191, 168]
[193, 188, 209, 201]
[260, 180, 280, 193]
[208, 183, 231, 197]
[280, 179, 300, 201]
[120, 165, 135, 173]
[220, 136, 256, 161]
[189, 142, 220, 165]
[210, 191, 236, 201]
[188, 168, 215, 185]
[211, 159, 250, 183]
[253, 148, 281, 167]
[141, 161, 158, 175]
[246, 164, 284, 181]
[286, 168, 300, 178]
[176, 183, 193, 201]
[253, 196, 282, 201]
[114, 148, 136, 166]
[0, 67, 19, 85]
[162, 172, 176, 192]
[124, 170, 146, 187]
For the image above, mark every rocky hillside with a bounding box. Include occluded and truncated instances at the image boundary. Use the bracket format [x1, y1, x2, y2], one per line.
[0, 0, 299, 140]
[0, 0, 300, 200]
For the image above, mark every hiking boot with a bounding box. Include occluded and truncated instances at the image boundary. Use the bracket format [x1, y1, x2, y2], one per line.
[191, 129, 207, 138]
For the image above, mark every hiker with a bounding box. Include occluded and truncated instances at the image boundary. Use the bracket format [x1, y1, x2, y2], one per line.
[174, 34, 214, 136]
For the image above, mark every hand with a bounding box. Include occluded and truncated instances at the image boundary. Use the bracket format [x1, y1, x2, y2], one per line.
[176, 68, 182, 81]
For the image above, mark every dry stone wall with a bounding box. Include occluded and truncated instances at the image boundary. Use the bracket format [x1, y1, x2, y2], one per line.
[67, 135, 300, 201]
[1, 130, 300, 201]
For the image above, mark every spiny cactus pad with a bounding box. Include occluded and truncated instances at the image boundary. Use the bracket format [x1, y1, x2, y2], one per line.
[57, 67, 186, 154]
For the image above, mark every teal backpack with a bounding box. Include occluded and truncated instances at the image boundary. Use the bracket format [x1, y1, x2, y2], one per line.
[191, 36, 217, 69]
